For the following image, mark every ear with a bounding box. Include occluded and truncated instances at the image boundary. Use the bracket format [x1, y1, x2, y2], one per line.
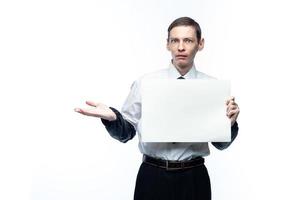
[198, 38, 204, 51]
[166, 39, 171, 51]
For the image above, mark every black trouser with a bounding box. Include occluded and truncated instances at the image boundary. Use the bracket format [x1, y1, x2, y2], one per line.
[134, 162, 211, 200]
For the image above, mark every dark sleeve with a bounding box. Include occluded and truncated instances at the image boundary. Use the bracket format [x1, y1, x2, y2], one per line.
[211, 121, 239, 150]
[100, 107, 136, 143]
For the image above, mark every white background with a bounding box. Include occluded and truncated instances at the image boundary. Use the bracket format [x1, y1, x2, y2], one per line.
[0, 0, 301, 199]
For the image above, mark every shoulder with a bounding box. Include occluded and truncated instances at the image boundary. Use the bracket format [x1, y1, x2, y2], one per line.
[134, 68, 169, 82]
[196, 70, 217, 80]
[130, 68, 169, 88]
[141, 68, 169, 79]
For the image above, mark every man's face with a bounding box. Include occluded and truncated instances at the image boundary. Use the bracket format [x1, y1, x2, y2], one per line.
[167, 26, 204, 69]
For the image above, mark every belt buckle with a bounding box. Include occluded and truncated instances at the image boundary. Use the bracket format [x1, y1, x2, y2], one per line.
[165, 160, 175, 171]
[165, 160, 184, 171]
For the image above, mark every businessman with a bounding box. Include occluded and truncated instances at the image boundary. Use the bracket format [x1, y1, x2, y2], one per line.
[75, 17, 240, 200]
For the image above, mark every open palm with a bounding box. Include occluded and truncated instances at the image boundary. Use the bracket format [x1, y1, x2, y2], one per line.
[74, 101, 117, 121]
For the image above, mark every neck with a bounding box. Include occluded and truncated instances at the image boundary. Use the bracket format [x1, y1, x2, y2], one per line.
[172, 61, 193, 76]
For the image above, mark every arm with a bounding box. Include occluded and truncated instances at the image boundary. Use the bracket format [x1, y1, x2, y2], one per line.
[75, 80, 141, 143]
[101, 107, 136, 143]
[101, 79, 141, 142]
[74, 101, 136, 143]
[212, 96, 240, 150]
[212, 121, 239, 150]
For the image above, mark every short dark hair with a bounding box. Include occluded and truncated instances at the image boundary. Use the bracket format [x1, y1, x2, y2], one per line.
[167, 17, 202, 42]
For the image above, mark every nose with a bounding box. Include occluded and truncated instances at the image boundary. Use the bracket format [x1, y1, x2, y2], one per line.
[178, 41, 185, 52]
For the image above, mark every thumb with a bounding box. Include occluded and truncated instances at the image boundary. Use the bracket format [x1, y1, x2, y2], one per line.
[86, 100, 98, 107]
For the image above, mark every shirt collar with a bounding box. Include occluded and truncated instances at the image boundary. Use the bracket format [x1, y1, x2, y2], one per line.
[168, 62, 197, 79]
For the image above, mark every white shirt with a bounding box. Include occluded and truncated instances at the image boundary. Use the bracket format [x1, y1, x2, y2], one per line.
[121, 63, 215, 161]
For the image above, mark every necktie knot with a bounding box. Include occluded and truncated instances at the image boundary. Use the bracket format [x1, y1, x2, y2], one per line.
[177, 76, 185, 79]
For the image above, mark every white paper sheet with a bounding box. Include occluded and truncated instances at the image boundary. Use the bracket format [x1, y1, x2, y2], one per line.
[141, 79, 231, 142]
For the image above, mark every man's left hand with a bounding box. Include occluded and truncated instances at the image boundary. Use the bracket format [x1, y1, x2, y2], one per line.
[226, 96, 240, 126]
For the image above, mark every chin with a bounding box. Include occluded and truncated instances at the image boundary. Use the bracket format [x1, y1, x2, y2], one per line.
[173, 59, 191, 69]
[176, 62, 189, 69]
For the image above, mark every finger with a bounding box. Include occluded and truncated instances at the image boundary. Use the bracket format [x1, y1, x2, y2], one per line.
[226, 101, 237, 109]
[227, 109, 239, 118]
[229, 100, 237, 106]
[227, 105, 237, 112]
[226, 100, 237, 108]
[86, 100, 98, 107]
[74, 108, 90, 115]
[225, 96, 235, 105]
[74, 108, 82, 113]
[76, 108, 101, 117]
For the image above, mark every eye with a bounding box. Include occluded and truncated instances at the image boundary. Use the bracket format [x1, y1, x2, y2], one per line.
[170, 38, 178, 43]
[184, 38, 193, 43]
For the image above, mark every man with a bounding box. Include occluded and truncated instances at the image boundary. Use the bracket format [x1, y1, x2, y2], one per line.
[75, 17, 240, 200]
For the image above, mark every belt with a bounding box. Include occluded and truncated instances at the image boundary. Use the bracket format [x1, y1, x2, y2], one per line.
[143, 155, 204, 171]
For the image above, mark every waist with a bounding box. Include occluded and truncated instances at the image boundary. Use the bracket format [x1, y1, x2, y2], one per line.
[143, 154, 204, 171]
[138, 142, 210, 160]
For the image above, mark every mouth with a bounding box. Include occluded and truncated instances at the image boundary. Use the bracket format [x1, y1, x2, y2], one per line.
[176, 55, 188, 60]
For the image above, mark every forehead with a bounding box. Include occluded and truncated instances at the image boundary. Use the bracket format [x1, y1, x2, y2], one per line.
[169, 26, 197, 39]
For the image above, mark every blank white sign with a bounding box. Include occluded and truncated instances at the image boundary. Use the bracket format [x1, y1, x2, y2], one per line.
[141, 79, 231, 142]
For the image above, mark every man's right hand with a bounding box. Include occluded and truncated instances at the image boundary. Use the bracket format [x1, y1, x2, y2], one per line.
[74, 101, 117, 121]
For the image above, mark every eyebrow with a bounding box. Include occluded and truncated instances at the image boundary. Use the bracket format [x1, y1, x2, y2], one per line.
[169, 37, 195, 40]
